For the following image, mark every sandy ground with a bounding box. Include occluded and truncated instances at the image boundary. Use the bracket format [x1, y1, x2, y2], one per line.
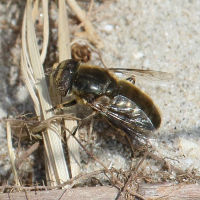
[0, 0, 200, 184]
[92, 0, 200, 178]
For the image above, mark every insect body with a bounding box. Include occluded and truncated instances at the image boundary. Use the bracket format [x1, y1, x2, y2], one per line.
[52, 59, 170, 143]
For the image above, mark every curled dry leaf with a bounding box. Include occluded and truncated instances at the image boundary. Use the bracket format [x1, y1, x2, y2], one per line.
[71, 43, 91, 62]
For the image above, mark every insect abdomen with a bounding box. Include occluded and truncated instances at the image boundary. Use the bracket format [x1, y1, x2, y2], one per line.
[117, 80, 161, 129]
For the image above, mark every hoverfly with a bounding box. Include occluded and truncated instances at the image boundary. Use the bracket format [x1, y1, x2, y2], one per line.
[51, 59, 172, 144]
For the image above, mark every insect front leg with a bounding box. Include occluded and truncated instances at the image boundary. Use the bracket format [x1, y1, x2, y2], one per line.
[47, 99, 77, 112]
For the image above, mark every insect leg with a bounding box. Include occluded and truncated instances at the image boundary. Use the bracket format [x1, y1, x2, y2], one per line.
[72, 111, 96, 136]
[47, 99, 77, 112]
[72, 122, 81, 135]
[126, 77, 136, 84]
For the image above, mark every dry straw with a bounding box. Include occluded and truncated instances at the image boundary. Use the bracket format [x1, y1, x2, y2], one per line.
[10, 0, 104, 188]
[20, 0, 80, 186]
[58, 0, 81, 178]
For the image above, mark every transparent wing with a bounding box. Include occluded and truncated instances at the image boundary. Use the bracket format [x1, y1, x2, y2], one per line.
[90, 95, 156, 144]
[109, 68, 173, 81]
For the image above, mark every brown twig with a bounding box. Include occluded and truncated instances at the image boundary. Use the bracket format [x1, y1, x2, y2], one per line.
[0, 170, 103, 191]
[72, 0, 94, 33]
[117, 152, 148, 199]
[15, 142, 40, 169]
[66, 0, 104, 48]
[2, 142, 40, 183]
[146, 151, 191, 177]
[61, 125, 147, 200]
[1, 183, 200, 200]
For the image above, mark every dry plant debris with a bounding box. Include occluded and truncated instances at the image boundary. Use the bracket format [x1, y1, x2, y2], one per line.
[2, 116, 198, 199]
[1, 0, 200, 199]
[71, 43, 91, 62]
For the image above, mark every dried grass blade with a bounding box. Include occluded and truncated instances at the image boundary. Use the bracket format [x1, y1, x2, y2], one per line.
[6, 122, 20, 186]
[21, 8, 41, 117]
[20, 0, 70, 185]
[40, 0, 49, 63]
[66, 0, 104, 48]
[58, 0, 81, 177]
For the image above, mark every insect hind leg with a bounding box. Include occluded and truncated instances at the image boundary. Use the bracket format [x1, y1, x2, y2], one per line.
[72, 111, 96, 137]
[126, 77, 136, 84]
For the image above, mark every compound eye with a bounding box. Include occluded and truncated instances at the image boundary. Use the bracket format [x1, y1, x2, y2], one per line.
[52, 59, 79, 96]
[53, 67, 71, 96]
